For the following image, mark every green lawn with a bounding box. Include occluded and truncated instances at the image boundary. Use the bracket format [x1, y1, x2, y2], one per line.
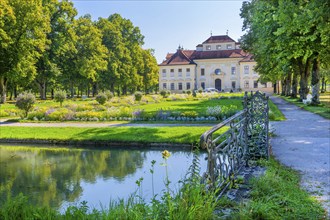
[279, 92, 330, 119]
[0, 126, 219, 145]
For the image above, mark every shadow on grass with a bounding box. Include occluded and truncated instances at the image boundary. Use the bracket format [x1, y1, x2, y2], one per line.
[75, 127, 202, 145]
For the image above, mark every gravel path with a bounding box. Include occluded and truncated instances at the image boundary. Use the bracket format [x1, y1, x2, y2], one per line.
[270, 96, 330, 217]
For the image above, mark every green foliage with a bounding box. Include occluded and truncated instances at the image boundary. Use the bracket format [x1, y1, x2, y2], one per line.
[181, 111, 198, 118]
[186, 90, 192, 95]
[104, 90, 114, 100]
[160, 90, 167, 98]
[54, 90, 66, 107]
[231, 157, 325, 219]
[95, 93, 107, 105]
[134, 91, 143, 101]
[0, 126, 213, 144]
[15, 92, 36, 118]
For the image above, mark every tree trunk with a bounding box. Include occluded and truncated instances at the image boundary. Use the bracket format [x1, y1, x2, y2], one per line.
[273, 82, 277, 94]
[70, 82, 74, 98]
[92, 82, 98, 97]
[291, 70, 298, 98]
[311, 57, 320, 105]
[14, 86, 17, 99]
[281, 77, 286, 96]
[37, 80, 47, 100]
[285, 73, 292, 96]
[299, 58, 311, 100]
[51, 89, 54, 99]
[0, 76, 7, 103]
[321, 77, 325, 93]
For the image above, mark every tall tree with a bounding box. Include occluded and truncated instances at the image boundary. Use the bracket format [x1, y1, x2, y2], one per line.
[240, 0, 330, 102]
[0, 0, 50, 103]
[64, 14, 108, 97]
[35, 0, 77, 100]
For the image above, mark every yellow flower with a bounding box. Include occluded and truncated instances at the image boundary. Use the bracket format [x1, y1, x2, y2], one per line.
[162, 150, 171, 159]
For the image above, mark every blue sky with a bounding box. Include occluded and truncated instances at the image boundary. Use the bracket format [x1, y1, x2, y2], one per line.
[72, 0, 246, 63]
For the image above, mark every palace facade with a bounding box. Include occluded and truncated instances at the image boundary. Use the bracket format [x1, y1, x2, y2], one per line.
[158, 35, 273, 93]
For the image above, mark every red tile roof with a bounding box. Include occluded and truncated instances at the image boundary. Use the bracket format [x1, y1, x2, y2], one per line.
[159, 49, 250, 65]
[159, 50, 196, 66]
[202, 35, 236, 44]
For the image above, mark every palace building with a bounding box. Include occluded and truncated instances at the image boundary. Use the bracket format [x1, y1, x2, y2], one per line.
[158, 35, 273, 93]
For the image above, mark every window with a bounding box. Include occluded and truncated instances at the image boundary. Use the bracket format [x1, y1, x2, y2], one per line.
[170, 69, 174, 77]
[178, 68, 182, 77]
[226, 44, 232, 49]
[244, 80, 249, 88]
[178, 83, 183, 90]
[232, 81, 236, 89]
[170, 83, 175, 90]
[231, 67, 236, 75]
[186, 68, 190, 77]
[163, 83, 167, 89]
[201, 68, 205, 76]
[254, 81, 258, 88]
[162, 69, 167, 78]
[206, 45, 211, 50]
[201, 82, 205, 90]
[244, 65, 249, 74]
[262, 83, 267, 88]
[216, 45, 221, 50]
[186, 82, 191, 90]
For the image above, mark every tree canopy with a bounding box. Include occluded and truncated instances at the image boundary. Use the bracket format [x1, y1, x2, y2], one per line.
[0, 0, 159, 103]
[240, 0, 330, 103]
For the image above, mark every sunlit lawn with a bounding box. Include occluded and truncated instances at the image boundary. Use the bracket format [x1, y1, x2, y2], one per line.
[0, 126, 222, 145]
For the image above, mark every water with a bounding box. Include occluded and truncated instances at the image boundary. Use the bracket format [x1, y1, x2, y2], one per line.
[0, 144, 207, 211]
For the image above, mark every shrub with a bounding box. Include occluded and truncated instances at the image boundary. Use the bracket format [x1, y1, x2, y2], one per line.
[46, 108, 74, 121]
[104, 90, 114, 100]
[198, 88, 203, 93]
[75, 111, 102, 121]
[181, 111, 198, 118]
[160, 90, 167, 98]
[54, 90, 66, 107]
[134, 92, 143, 101]
[96, 93, 107, 105]
[182, 90, 186, 94]
[27, 107, 48, 120]
[186, 90, 192, 95]
[15, 92, 36, 118]
[206, 106, 222, 120]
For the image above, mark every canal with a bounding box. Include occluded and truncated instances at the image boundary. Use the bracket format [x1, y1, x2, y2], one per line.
[0, 144, 207, 211]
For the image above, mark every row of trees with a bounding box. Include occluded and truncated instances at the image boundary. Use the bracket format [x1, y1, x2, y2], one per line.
[240, 0, 330, 104]
[0, 0, 159, 103]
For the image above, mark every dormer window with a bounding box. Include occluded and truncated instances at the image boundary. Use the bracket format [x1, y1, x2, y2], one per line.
[216, 45, 221, 50]
[226, 44, 232, 49]
[206, 45, 211, 50]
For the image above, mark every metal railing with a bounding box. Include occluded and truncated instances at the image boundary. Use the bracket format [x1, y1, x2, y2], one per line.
[200, 91, 269, 196]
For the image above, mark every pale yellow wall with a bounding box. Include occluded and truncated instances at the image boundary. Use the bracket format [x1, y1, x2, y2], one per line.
[158, 64, 196, 92]
[194, 58, 241, 91]
[158, 60, 273, 93]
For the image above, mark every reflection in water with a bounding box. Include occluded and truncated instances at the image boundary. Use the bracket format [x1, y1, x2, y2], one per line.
[0, 144, 207, 211]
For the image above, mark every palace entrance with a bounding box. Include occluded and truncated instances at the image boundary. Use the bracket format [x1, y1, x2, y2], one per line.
[215, 79, 221, 91]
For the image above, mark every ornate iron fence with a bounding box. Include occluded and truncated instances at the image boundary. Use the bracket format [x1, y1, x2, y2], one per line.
[200, 91, 269, 195]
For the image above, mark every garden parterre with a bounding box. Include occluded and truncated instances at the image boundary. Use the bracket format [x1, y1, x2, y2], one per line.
[1, 92, 283, 122]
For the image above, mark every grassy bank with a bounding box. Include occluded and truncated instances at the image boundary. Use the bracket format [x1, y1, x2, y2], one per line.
[0, 126, 217, 145]
[278, 92, 330, 119]
[231, 157, 326, 219]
